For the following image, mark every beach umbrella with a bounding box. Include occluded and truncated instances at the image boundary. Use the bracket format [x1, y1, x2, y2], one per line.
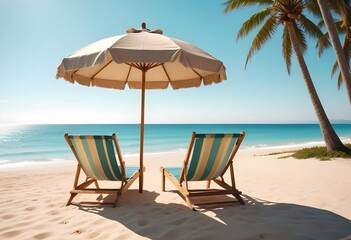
[56, 23, 227, 192]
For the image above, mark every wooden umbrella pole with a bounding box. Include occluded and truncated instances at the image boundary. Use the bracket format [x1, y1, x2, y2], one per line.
[139, 69, 146, 193]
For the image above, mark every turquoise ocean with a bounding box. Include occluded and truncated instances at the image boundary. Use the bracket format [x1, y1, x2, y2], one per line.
[0, 124, 350, 168]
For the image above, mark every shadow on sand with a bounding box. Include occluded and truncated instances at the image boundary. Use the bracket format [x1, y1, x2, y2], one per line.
[75, 191, 351, 240]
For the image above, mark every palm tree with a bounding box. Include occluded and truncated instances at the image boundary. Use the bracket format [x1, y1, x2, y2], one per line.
[224, 0, 348, 152]
[315, 0, 351, 106]
[310, 0, 351, 91]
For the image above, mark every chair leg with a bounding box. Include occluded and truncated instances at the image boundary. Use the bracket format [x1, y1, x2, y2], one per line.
[94, 180, 100, 189]
[121, 168, 141, 194]
[66, 193, 78, 206]
[213, 178, 245, 205]
[113, 192, 121, 208]
[161, 168, 165, 192]
[229, 163, 245, 205]
[67, 165, 80, 206]
[185, 196, 196, 211]
[232, 193, 245, 205]
[206, 180, 211, 189]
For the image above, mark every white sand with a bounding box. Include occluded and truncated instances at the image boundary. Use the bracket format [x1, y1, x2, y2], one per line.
[1, 148, 351, 240]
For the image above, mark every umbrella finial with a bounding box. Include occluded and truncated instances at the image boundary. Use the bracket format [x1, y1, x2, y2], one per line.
[126, 23, 163, 35]
[140, 22, 150, 32]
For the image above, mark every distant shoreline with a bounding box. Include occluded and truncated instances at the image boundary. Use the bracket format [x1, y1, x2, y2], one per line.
[0, 124, 350, 169]
[1, 138, 350, 171]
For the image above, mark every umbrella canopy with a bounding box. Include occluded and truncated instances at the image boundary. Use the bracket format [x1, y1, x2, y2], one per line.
[56, 23, 227, 192]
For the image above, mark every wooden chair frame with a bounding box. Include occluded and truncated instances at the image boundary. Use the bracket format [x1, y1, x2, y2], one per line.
[65, 133, 142, 207]
[161, 131, 245, 210]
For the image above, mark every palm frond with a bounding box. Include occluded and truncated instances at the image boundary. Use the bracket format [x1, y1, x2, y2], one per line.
[330, 61, 342, 90]
[338, 71, 343, 89]
[305, 0, 322, 18]
[328, 0, 342, 12]
[338, 34, 351, 88]
[299, 14, 324, 40]
[317, 18, 324, 28]
[327, 1, 350, 36]
[331, 61, 339, 78]
[224, 0, 273, 12]
[331, 37, 351, 89]
[245, 15, 278, 68]
[335, 20, 345, 33]
[282, 27, 292, 75]
[292, 22, 307, 55]
[317, 32, 331, 57]
[306, 0, 343, 15]
[334, 0, 348, 15]
[237, 8, 273, 41]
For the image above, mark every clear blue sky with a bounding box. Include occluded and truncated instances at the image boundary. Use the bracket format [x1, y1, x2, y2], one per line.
[0, 0, 350, 124]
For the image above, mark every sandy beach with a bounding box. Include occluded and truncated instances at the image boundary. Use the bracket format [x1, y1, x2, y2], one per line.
[1, 147, 351, 240]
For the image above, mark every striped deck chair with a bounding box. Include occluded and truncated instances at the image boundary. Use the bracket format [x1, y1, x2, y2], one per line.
[160, 132, 245, 210]
[64, 133, 142, 207]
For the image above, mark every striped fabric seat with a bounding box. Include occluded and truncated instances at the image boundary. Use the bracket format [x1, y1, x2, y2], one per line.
[68, 135, 123, 181]
[161, 132, 245, 210]
[186, 134, 241, 181]
[65, 133, 141, 207]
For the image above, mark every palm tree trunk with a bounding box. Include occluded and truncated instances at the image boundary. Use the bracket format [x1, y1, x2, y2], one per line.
[286, 22, 347, 151]
[316, 0, 351, 107]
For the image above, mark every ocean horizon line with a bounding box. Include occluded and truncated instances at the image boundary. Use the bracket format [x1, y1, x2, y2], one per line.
[1, 122, 351, 128]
